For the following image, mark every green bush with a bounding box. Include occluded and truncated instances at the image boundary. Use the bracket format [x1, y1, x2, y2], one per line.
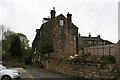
[70, 54, 116, 66]
[70, 53, 97, 65]
[70, 57, 81, 65]
[100, 55, 116, 65]
[80, 47, 84, 50]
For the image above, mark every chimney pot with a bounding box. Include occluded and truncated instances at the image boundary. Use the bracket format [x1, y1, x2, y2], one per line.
[50, 7, 56, 19]
[67, 12, 72, 22]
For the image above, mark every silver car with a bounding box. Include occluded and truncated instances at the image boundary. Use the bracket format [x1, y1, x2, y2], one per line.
[0, 65, 20, 80]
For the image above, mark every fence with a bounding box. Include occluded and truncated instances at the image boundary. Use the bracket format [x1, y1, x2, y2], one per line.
[79, 44, 116, 57]
[79, 40, 120, 69]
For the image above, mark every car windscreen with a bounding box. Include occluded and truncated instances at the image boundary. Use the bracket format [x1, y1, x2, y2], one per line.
[0, 65, 6, 69]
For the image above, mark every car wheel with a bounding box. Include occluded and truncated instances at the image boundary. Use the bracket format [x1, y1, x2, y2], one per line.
[1, 75, 11, 80]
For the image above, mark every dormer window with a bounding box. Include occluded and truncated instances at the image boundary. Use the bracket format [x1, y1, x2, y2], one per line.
[59, 20, 64, 26]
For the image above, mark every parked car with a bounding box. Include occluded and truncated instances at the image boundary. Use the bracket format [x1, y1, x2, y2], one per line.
[0, 61, 6, 66]
[0, 65, 20, 80]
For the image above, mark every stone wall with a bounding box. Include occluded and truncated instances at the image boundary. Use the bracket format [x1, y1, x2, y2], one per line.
[43, 59, 119, 78]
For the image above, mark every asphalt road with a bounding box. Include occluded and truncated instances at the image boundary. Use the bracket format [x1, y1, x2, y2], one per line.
[14, 68, 120, 80]
[27, 69, 68, 78]
[14, 68, 33, 78]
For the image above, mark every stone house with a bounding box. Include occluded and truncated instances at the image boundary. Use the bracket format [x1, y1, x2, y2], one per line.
[78, 33, 114, 50]
[32, 8, 78, 63]
[32, 8, 114, 64]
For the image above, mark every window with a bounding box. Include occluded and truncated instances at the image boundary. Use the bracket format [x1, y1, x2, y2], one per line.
[59, 20, 64, 26]
[104, 42, 106, 45]
[99, 42, 103, 45]
[88, 41, 92, 44]
[73, 36, 76, 40]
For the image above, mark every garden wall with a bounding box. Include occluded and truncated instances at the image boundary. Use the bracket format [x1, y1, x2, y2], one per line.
[42, 59, 119, 78]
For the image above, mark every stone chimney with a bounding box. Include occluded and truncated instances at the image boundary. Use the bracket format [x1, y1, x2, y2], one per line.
[97, 35, 101, 38]
[67, 12, 72, 22]
[50, 7, 56, 19]
[78, 33, 81, 37]
[89, 32, 91, 37]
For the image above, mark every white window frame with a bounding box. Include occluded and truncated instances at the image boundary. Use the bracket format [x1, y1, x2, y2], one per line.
[59, 20, 64, 26]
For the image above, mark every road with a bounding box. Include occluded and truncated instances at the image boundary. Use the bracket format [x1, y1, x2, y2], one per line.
[15, 68, 120, 80]
[13, 68, 33, 78]
[27, 69, 68, 78]
[14, 68, 68, 79]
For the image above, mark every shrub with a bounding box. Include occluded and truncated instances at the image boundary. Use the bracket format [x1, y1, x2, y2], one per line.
[100, 55, 116, 65]
[70, 56, 81, 65]
[70, 53, 97, 65]
[80, 47, 84, 50]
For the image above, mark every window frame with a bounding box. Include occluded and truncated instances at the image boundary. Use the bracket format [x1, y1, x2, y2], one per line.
[59, 20, 64, 26]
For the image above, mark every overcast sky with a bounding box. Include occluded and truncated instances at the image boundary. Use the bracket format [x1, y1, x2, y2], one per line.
[0, 0, 119, 46]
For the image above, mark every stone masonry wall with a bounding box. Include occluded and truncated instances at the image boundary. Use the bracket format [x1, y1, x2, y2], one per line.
[43, 59, 119, 78]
